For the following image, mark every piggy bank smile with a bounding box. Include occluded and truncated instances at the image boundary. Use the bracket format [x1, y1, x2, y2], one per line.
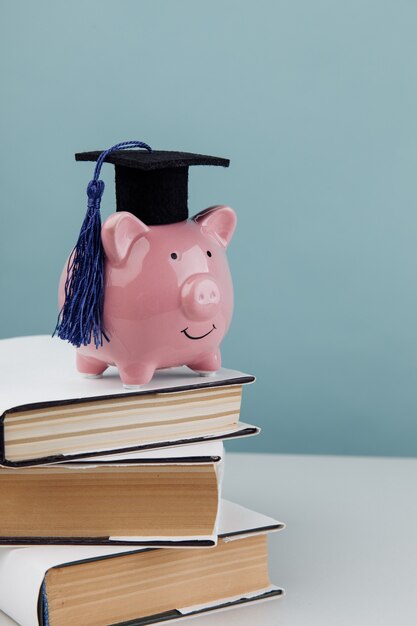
[181, 324, 216, 340]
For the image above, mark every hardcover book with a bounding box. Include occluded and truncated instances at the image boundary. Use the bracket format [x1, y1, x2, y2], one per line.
[0, 501, 285, 626]
[0, 336, 258, 466]
[0, 442, 224, 546]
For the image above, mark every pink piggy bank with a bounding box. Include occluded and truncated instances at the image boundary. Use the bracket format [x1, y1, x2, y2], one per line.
[59, 205, 236, 388]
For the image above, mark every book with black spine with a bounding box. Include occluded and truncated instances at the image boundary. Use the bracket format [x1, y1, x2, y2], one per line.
[0, 336, 258, 467]
[0, 501, 285, 626]
[0, 442, 226, 547]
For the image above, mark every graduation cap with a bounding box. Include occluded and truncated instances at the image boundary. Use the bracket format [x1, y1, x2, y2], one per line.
[75, 148, 229, 225]
[53, 140, 230, 349]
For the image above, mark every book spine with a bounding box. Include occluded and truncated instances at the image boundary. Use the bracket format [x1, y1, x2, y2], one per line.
[38, 581, 49, 626]
[0, 413, 5, 465]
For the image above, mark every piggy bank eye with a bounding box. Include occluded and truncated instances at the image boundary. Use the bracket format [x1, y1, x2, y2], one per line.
[206, 250, 212, 258]
[170, 252, 178, 260]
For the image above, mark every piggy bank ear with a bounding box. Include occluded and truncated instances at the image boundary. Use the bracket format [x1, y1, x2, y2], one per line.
[193, 205, 237, 249]
[102, 212, 149, 265]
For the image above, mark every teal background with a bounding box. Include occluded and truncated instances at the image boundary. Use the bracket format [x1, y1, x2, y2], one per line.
[1, 0, 417, 456]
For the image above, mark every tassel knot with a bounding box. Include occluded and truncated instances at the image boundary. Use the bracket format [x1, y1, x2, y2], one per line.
[87, 179, 105, 202]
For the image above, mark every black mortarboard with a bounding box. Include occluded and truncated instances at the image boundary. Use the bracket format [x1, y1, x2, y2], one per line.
[75, 149, 230, 226]
[54, 140, 230, 350]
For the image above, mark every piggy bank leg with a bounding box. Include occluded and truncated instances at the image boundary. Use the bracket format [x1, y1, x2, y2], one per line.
[76, 353, 108, 378]
[118, 363, 156, 389]
[188, 350, 221, 377]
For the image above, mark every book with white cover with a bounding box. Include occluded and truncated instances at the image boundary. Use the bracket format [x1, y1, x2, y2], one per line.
[0, 336, 258, 466]
[0, 501, 285, 626]
[0, 442, 225, 547]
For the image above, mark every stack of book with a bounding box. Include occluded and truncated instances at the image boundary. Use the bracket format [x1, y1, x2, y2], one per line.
[0, 336, 284, 626]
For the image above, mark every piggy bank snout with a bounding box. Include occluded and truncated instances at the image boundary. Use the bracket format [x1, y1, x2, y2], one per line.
[181, 275, 221, 321]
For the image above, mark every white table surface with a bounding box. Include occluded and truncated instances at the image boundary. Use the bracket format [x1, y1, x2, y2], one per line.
[1, 452, 417, 626]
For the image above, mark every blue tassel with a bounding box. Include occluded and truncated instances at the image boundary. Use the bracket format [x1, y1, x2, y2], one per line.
[54, 179, 107, 348]
[53, 140, 152, 348]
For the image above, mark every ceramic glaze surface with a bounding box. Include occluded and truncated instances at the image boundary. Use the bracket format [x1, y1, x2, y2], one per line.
[58, 205, 237, 387]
